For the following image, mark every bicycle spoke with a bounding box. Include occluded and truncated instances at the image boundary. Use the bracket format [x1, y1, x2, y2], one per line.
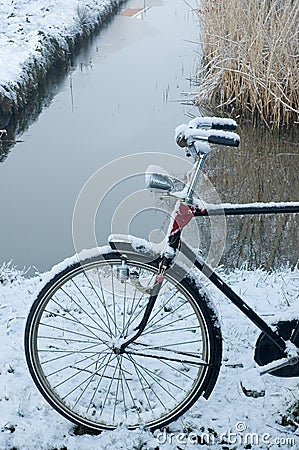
[67, 279, 112, 337]
[120, 362, 142, 422]
[42, 308, 105, 337]
[145, 298, 194, 329]
[147, 324, 200, 335]
[118, 357, 130, 420]
[125, 353, 185, 399]
[38, 335, 101, 344]
[141, 284, 180, 326]
[122, 281, 126, 336]
[43, 345, 106, 376]
[110, 268, 122, 336]
[60, 352, 118, 400]
[85, 352, 117, 415]
[126, 354, 158, 416]
[122, 271, 156, 334]
[96, 267, 114, 337]
[41, 346, 106, 367]
[137, 339, 203, 349]
[132, 341, 206, 362]
[130, 351, 194, 380]
[39, 322, 108, 346]
[142, 312, 197, 336]
[72, 352, 112, 409]
[52, 292, 108, 339]
[125, 348, 206, 368]
[83, 269, 116, 336]
[121, 279, 139, 336]
[100, 358, 120, 416]
[113, 357, 123, 422]
[45, 348, 109, 378]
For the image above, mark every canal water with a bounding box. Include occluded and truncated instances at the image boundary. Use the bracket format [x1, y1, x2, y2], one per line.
[0, 0, 298, 273]
[0, 0, 202, 273]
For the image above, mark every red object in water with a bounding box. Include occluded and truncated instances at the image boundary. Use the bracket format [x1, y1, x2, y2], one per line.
[120, 8, 143, 17]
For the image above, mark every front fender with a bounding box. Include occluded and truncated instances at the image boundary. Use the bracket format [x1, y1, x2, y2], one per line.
[108, 233, 161, 259]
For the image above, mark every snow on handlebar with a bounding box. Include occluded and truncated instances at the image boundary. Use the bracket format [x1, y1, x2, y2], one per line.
[175, 117, 240, 153]
[188, 116, 237, 131]
[185, 128, 240, 147]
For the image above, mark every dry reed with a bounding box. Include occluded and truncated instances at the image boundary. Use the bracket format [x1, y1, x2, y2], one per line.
[196, 0, 299, 129]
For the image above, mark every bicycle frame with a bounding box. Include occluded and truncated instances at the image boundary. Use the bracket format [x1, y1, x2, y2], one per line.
[117, 197, 297, 356]
[118, 156, 299, 357]
[168, 202, 290, 352]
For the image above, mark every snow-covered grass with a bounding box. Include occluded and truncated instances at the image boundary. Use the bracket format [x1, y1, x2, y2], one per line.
[0, 260, 298, 449]
[0, 0, 124, 120]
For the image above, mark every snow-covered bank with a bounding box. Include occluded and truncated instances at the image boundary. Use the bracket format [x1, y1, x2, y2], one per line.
[0, 0, 125, 124]
[0, 261, 298, 449]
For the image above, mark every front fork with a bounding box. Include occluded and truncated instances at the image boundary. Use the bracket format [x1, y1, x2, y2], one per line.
[115, 203, 191, 354]
[115, 262, 167, 354]
[115, 152, 207, 354]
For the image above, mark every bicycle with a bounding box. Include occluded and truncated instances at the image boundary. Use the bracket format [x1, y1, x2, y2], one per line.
[24, 116, 299, 432]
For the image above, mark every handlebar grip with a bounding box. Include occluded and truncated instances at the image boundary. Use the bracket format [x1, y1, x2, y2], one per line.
[211, 122, 237, 131]
[208, 132, 240, 147]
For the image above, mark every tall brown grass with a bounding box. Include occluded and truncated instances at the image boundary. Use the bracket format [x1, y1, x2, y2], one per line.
[196, 0, 299, 128]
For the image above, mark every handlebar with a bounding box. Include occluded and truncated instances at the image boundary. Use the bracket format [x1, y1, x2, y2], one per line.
[206, 130, 240, 147]
[175, 116, 240, 154]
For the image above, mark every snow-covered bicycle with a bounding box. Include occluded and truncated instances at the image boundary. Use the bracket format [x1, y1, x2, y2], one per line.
[25, 117, 299, 432]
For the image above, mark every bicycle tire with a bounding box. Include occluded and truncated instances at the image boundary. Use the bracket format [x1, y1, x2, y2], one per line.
[25, 249, 222, 431]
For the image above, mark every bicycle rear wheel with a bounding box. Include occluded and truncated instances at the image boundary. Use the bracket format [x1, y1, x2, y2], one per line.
[25, 250, 222, 431]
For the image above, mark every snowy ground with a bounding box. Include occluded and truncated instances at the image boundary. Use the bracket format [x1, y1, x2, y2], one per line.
[0, 260, 298, 449]
[0, 0, 124, 102]
[0, 1, 298, 449]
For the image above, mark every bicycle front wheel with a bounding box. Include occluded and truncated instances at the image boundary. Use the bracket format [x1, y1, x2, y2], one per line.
[25, 250, 221, 431]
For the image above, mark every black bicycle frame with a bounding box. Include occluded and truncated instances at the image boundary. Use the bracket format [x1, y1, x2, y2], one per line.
[119, 199, 299, 354]
[192, 201, 299, 352]
[122, 127, 299, 355]
[166, 198, 299, 355]
[179, 240, 287, 352]
[195, 203, 299, 217]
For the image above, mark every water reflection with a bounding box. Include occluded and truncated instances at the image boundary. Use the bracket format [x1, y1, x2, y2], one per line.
[0, 6, 123, 163]
[0, 0, 199, 272]
[201, 124, 299, 269]
[0, 67, 66, 162]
